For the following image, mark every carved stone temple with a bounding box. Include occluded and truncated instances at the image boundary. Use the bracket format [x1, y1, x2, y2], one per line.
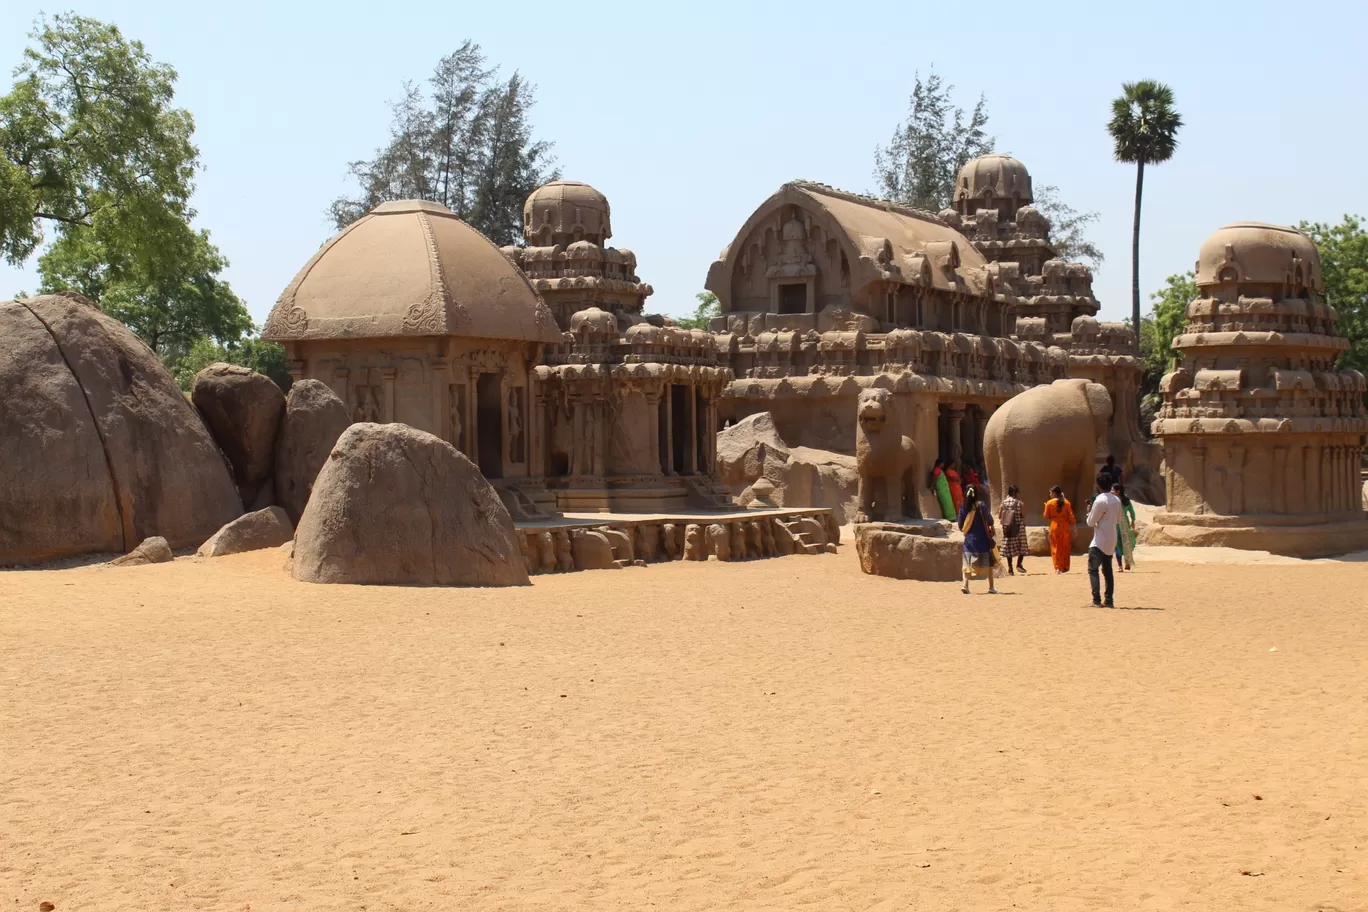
[1145, 222, 1368, 556]
[703, 154, 1154, 497]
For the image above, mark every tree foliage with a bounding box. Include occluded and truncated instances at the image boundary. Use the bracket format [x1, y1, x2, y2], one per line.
[675, 291, 721, 330]
[329, 41, 559, 246]
[873, 71, 1103, 270]
[1139, 271, 1196, 390]
[171, 334, 291, 393]
[1301, 215, 1368, 383]
[0, 14, 197, 269]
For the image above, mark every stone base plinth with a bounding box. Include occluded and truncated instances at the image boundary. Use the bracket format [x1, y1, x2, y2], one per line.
[1026, 524, 1093, 557]
[854, 520, 963, 581]
[1141, 515, 1368, 558]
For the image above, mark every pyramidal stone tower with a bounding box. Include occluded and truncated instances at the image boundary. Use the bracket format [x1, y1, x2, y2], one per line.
[1147, 222, 1368, 556]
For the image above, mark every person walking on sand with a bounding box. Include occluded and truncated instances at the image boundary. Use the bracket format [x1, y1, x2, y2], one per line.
[958, 484, 997, 595]
[1113, 482, 1137, 571]
[1087, 474, 1123, 607]
[1043, 485, 1075, 573]
[931, 459, 955, 521]
[997, 484, 1028, 575]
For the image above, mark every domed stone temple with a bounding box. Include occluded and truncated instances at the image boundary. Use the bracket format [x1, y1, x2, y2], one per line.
[703, 154, 1154, 498]
[1145, 223, 1368, 556]
[263, 194, 738, 519]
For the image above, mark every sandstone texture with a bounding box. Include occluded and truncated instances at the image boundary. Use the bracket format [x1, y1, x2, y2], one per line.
[0, 293, 240, 565]
[273, 380, 353, 525]
[293, 423, 528, 586]
[197, 507, 294, 558]
[191, 363, 285, 502]
[854, 521, 963, 581]
[718, 412, 859, 523]
[110, 536, 174, 567]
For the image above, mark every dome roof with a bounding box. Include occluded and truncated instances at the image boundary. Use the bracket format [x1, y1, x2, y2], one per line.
[523, 181, 612, 242]
[953, 155, 1033, 207]
[263, 200, 561, 344]
[1195, 222, 1323, 292]
[569, 306, 618, 335]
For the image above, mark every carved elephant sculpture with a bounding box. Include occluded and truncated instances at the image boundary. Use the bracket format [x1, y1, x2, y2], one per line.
[983, 378, 1113, 525]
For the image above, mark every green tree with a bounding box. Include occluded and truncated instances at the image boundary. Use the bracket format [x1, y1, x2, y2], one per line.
[1108, 80, 1183, 355]
[0, 14, 197, 269]
[1300, 215, 1368, 386]
[330, 42, 558, 245]
[171, 334, 291, 392]
[675, 291, 720, 330]
[1139, 271, 1196, 391]
[38, 219, 250, 359]
[873, 72, 1103, 270]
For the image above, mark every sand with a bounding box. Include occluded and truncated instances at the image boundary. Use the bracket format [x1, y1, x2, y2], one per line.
[2, 543, 1366, 911]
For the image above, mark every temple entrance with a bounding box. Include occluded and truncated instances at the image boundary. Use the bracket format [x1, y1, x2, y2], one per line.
[670, 384, 690, 474]
[778, 283, 806, 314]
[476, 373, 503, 479]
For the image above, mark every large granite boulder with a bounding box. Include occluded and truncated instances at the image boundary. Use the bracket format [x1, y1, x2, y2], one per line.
[293, 423, 528, 586]
[197, 506, 294, 558]
[854, 521, 963, 581]
[273, 379, 352, 525]
[717, 411, 859, 522]
[191, 363, 285, 504]
[0, 293, 240, 565]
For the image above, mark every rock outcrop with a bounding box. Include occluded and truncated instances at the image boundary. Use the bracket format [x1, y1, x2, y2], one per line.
[197, 506, 294, 558]
[854, 521, 963, 581]
[717, 411, 859, 522]
[110, 536, 174, 567]
[0, 293, 240, 565]
[273, 380, 352, 525]
[293, 423, 528, 586]
[191, 363, 285, 507]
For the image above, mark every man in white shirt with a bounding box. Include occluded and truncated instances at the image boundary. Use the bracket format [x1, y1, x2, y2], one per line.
[1086, 474, 1123, 607]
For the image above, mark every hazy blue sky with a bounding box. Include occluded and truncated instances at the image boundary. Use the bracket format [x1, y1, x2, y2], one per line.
[3, 0, 1365, 326]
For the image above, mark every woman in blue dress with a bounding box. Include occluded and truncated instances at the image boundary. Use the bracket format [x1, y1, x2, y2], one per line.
[958, 484, 998, 595]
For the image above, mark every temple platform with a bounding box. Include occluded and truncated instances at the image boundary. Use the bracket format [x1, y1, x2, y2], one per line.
[513, 506, 838, 573]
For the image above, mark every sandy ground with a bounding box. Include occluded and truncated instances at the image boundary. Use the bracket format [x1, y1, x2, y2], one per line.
[2, 541, 1366, 911]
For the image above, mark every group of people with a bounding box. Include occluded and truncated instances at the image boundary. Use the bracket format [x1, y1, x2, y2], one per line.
[928, 458, 986, 522]
[940, 455, 1139, 607]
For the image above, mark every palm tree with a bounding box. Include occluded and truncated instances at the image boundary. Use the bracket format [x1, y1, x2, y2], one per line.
[1108, 81, 1182, 355]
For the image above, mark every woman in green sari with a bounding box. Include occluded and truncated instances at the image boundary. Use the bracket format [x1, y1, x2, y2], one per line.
[931, 458, 955, 521]
[1113, 483, 1137, 571]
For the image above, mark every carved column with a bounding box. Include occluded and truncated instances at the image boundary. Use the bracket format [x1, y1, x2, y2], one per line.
[643, 387, 662, 477]
[1192, 445, 1207, 514]
[1229, 442, 1245, 516]
[1321, 445, 1333, 513]
[530, 381, 545, 478]
[1301, 444, 1315, 516]
[948, 407, 965, 467]
[663, 386, 674, 476]
[593, 395, 607, 479]
[333, 368, 350, 415]
[430, 357, 448, 440]
[570, 396, 585, 476]
[379, 367, 396, 424]
[1272, 445, 1287, 514]
[685, 385, 698, 475]
[467, 375, 480, 467]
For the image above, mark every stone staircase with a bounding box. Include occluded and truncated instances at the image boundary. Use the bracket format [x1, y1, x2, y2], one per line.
[773, 514, 836, 555]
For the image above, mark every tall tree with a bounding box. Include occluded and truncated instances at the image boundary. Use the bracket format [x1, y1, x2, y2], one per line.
[675, 291, 721, 330]
[1107, 80, 1182, 355]
[873, 72, 1103, 270]
[329, 44, 558, 246]
[873, 69, 992, 212]
[1140, 270, 1196, 391]
[1301, 215, 1368, 388]
[0, 14, 197, 270]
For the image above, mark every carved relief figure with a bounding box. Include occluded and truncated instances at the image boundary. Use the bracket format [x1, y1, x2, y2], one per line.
[507, 387, 524, 463]
[354, 385, 381, 423]
[448, 384, 466, 451]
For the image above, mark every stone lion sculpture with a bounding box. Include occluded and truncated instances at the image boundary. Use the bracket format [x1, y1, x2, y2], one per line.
[852, 387, 921, 523]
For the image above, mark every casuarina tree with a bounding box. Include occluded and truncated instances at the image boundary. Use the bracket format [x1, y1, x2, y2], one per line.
[1108, 80, 1182, 355]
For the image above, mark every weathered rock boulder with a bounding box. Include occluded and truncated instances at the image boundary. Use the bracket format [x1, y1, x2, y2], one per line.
[293, 423, 528, 586]
[273, 379, 352, 525]
[0, 293, 240, 565]
[110, 536, 174, 567]
[717, 411, 859, 522]
[191, 363, 285, 505]
[197, 506, 294, 558]
[854, 521, 963, 581]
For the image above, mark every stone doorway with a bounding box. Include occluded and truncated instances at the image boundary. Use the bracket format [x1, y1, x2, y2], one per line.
[670, 384, 690, 474]
[476, 373, 503, 479]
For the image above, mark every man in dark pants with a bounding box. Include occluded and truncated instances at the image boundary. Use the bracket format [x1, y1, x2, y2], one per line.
[1085, 472, 1122, 607]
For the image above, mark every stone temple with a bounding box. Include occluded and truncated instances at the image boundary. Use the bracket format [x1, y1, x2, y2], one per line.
[1146, 222, 1368, 556]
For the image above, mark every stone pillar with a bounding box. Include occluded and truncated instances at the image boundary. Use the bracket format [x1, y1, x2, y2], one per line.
[1272, 445, 1287, 514]
[663, 387, 674, 476]
[1192, 445, 1207, 514]
[430, 357, 448, 440]
[1301, 444, 1315, 517]
[467, 374, 480, 468]
[644, 389, 662, 477]
[570, 397, 585, 476]
[1229, 443, 1245, 515]
[1321, 445, 1333, 513]
[593, 396, 607, 478]
[379, 367, 396, 424]
[685, 385, 698, 475]
[333, 368, 350, 414]
[530, 382, 545, 478]
[948, 407, 965, 467]
[973, 408, 988, 470]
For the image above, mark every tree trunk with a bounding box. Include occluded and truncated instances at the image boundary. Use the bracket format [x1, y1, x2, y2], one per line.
[1131, 159, 1145, 356]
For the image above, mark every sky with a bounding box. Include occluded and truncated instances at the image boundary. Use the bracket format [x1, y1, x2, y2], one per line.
[3, 0, 1366, 328]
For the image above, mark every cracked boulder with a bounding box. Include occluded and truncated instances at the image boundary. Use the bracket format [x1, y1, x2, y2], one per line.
[292, 422, 528, 586]
[0, 293, 240, 566]
[717, 411, 859, 522]
[190, 363, 285, 507]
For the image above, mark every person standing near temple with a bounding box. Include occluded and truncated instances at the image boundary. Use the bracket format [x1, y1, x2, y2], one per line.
[958, 484, 998, 595]
[1043, 485, 1076, 573]
[930, 459, 955, 521]
[946, 460, 965, 513]
[1113, 482, 1137, 571]
[997, 484, 1028, 575]
[1087, 474, 1123, 607]
[1099, 454, 1123, 490]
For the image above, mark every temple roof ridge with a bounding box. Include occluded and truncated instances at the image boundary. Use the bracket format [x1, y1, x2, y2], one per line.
[786, 180, 949, 227]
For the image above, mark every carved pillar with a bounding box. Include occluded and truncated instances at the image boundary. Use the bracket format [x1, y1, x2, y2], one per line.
[333, 368, 350, 413]
[1229, 442, 1245, 516]
[466, 375, 480, 467]
[1272, 445, 1287, 514]
[1301, 444, 1315, 516]
[663, 387, 674, 476]
[430, 357, 448, 440]
[973, 408, 988, 470]
[530, 381, 545, 478]
[379, 367, 396, 424]
[685, 385, 698, 475]
[570, 396, 585, 476]
[1321, 445, 1333, 513]
[593, 395, 607, 479]
[1192, 445, 1207, 514]
[948, 407, 965, 467]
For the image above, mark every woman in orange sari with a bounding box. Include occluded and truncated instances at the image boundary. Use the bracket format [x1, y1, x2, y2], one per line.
[1043, 485, 1076, 573]
[946, 460, 965, 512]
